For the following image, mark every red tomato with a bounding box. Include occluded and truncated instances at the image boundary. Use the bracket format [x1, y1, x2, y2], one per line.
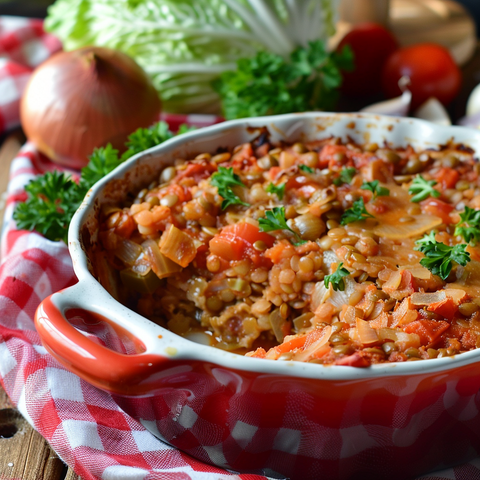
[420, 198, 454, 224]
[403, 319, 450, 347]
[432, 167, 460, 189]
[209, 222, 274, 263]
[336, 23, 399, 97]
[381, 43, 461, 109]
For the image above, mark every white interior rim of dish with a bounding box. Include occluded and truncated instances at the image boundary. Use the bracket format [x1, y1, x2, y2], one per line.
[66, 112, 480, 381]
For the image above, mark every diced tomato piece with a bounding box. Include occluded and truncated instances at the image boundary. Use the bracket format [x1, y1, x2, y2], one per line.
[230, 143, 257, 171]
[162, 184, 191, 204]
[319, 144, 349, 169]
[361, 158, 394, 182]
[264, 240, 296, 264]
[269, 166, 282, 180]
[433, 167, 460, 189]
[231, 143, 254, 161]
[368, 195, 390, 214]
[427, 297, 457, 320]
[246, 347, 267, 358]
[335, 352, 371, 367]
[115, 214, 136, 238]
[175, 160, 217, 183]
[421, 198, 454, 224]
[285, 175, 318, 199]
[403, 319, 450, 347]
[272, 334, 308, 356]
[350, 151, 376, 169]
[209, 222, 274, 266]
[383, 269, 415, 301]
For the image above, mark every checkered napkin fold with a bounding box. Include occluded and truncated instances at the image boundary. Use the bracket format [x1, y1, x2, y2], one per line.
[0, 15, 478, 480]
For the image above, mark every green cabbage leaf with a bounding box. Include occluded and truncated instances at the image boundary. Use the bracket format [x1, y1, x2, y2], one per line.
[45, 0, 338, 114]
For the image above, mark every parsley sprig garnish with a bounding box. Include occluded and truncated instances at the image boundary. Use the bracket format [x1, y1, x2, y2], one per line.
[361, 180, 389, 200]
[213, 40, 353, 120]
[340, 198, 374, 225]
[409, 175, 441, 203]
[13, 171, 80, 243]
[259, 207, 306, 245]
[210, 167, 250, 210]
[333, 167, 356, 186]
[266, 182, 286, 200]
[324, 262, 350, 291]
[120, 123, 195, 162]
[454, 206, 480, 245]
[13, 122, 194, 243]
[415, 231, 470, 280]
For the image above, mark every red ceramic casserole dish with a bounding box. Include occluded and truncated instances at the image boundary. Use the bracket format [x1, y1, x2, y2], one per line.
[35, 113, 480, 480]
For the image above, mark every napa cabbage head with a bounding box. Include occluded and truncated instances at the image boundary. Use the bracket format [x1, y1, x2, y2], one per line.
[45, 0, 339, 114]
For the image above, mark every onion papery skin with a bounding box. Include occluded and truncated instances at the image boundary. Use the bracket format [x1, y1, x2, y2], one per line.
[20, 46, 161, 169]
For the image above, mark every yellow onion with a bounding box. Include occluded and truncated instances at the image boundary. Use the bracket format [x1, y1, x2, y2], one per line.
[20, 46, 161, 169]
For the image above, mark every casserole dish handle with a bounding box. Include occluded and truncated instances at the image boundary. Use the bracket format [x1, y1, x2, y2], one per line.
[35, 284, 172, 395]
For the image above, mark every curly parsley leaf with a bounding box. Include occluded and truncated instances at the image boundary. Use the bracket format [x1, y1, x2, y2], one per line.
[259, 206, 306, 245]
[340, 198, 374, 225]
[78, 144, 122, 196]
[324, 262, 350, 291]
[454, 206, 480, 245]
[13, 122, 192, 243]
[120, 122, 196, 161]
[13, 171, 82, 243]
[415, 232, 470, 280]
[333, 167, 356, 186]
[361, 180, 389, 200]
[213, 40, 353, 120]
[299, 164, 314, 174]
[409, 175, 440, 203]
[210, 167, 249, 210]
[266, 182, 286, 200]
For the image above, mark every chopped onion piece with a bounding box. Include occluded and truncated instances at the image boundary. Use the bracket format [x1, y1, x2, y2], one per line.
[293, 325, 332, 362]
[341, 305, 357, 325]
[382, 270, 402, 291]
[269, 308, 287, 343]
[327, 287, 349, 310]
[444, 288, 468, 304]
[391, 297, 414, 327]
[411, 291, 446, 305]
[310, 282, 330, 312]
[369, 312, 389, 329]
[160, 225, 197, 267]
[356, 318, 379, 345]
[378, 328, 398, 342]
[142, 239, 182, 279]
[114, 238, 144, 265]
[396, 332, 421, 350]
[323, 250, 340, 269]
[400, 265, 431, 280]
[131, 261, 150, 276]
[373, 214, 442, 239]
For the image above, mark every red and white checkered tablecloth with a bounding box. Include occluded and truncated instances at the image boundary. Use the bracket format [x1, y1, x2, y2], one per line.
[1, 15, 480, 480]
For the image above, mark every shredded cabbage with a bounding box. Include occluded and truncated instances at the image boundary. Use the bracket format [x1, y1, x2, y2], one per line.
[45, 0, 339, 114]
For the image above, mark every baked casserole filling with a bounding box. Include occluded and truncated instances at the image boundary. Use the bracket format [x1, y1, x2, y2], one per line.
[98, 129, 480, 366]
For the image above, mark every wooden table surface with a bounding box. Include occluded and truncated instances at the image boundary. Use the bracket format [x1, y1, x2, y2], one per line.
[0, 132, 81, 480]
